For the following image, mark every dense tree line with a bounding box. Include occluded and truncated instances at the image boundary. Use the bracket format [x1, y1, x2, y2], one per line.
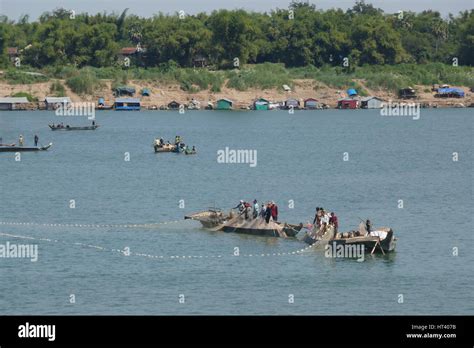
[0, 1, 473, 69]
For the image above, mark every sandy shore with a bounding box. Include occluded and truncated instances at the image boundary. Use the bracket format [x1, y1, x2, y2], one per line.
[0, 79, 472, 109]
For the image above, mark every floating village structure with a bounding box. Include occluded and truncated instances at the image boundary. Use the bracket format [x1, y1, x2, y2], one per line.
[361, 96, 385, 109]
[304, 98, 319, 109]
[216, 98, 233, 110]
[0, 97, 29, 110]
[114, 98, 141, 111]
[44, 97, 71, 110]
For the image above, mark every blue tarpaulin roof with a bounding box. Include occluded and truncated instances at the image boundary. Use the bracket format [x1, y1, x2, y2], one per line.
[438, 88, 464, 96]
[347, 88, 357, 96]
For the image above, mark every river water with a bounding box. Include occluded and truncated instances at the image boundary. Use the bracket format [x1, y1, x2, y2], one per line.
[0, 109, 472, 314]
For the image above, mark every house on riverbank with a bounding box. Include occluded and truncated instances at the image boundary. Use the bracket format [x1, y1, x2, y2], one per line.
[361, 96, 384, 109]
[114, 86, 136, 97]
[337, 98, 359, 109]
[0, 97, 29, 110]
[284, 98, 300, 109]
[435, 87, 465, 98]
[167, 101, 181, 110]
[254, 98, 269, 110]
[216, 98, 233, 110]
[304, 98, 319, 109]
[45, 97, 71, 110]
[114, 98, 141, 111]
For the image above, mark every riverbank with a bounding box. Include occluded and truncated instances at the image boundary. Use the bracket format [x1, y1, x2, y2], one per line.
[1, 78, 473, 110]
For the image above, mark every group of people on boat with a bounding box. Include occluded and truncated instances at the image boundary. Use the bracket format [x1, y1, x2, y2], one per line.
[234, 200, 279, 223]
[0, 134, 39, 147]
[312, 207, 338, 235]
[310, 207, 373, 238]
[50, 122, 68, 128]
[154, 135, 196, 154]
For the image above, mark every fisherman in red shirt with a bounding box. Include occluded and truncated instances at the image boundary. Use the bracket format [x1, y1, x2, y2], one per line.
[329, 212, 338, 233]
[271, 202, 278, 222]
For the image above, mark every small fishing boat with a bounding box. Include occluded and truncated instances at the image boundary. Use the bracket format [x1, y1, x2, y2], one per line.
[302, 223, 396, 254]
[329, 227, 396, 254]
[184, 148, 197, 155]
[0, 143, 53, 152]
[154, 144, 177, 153]
[49, 125, 99, 131]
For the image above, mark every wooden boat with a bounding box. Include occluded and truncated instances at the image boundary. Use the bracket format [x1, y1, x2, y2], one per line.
[0, 143, 53, 152]
[154, 144, 177, 153]
[49, 125, 99, 131]
[185, 208, 302, 238]
[329, 228, 396, 254]
[302, 223, 396, 254]
[221, 217, 302, 237]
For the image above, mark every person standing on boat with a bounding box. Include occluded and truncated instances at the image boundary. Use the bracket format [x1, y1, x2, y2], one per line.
[34, 135, 39, 147]
[320, 209, 330, 225]
[366, 219, 372, 235]
[233, 200, 245, 213]
[265, 203, 272, 224]
[259, 203, 266, 219]
[252, 199, 259, 219]
[313, 207, 320, 225]
[329, 212, 338, 233]
[271, 202, 278, 222]
[19, 135, 24, 147]
[92, 120, 96, 126]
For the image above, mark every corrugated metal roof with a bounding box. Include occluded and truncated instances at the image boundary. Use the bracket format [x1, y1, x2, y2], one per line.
[115, 98, 141, 103]
[361, 96, 384, 101]
[0, 97, 29, 103]
[217, 98, 233, 103]
[45, 97, 71, 103]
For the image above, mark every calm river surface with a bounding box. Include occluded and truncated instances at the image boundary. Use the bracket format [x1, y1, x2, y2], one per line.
[0, 109, 472, 314]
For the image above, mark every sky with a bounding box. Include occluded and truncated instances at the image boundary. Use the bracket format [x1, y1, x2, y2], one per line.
[1, 0, 473, 20]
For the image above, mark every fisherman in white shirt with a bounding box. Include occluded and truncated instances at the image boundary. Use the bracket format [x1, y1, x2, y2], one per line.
[252, 199, 259, 219]
[320, 210, 330, 225]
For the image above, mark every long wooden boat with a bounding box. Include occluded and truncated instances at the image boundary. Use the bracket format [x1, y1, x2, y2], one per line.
[49, 125, 99, 131]
[185, 209, 302, 238]
[0, 143, 53, 152]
